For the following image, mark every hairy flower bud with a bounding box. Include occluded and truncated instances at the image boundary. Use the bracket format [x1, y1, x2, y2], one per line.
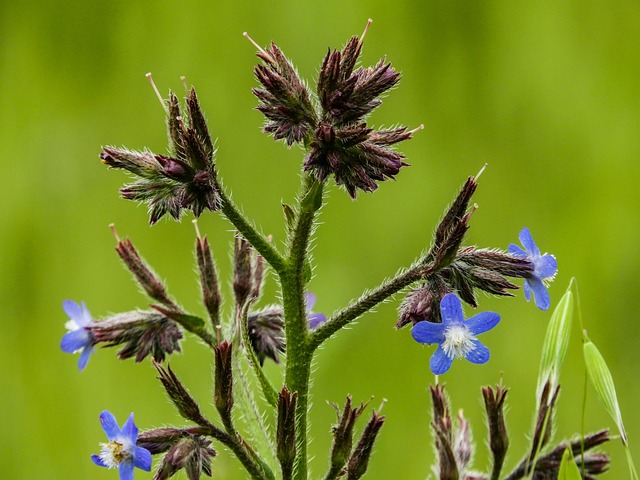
[346, 409, 385, 480]
[327, 396, 367, 478]
[246, 306, 285, 365]
[233, 234, 265, 310]
[155, 436, 216, 480]
[195, 235, 221, 328]
[397, 277, 449, 328]
[482, 386, 509, 478]
[90, 310, 182, 362]
[114, 236, 178, 309]
[213, 341, 234, 418]
[276, 387, 298, 478]
[154, 360, 209, 427]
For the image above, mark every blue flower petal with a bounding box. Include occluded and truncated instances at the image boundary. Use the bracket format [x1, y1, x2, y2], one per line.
[77, 346, 94, 371]
[519, 227, 540, 256]
[412, 320, 445, 345]
[535, 254, 557, 279]
[465, 311, 500, 336]
[465, 339, 490, 364]
[304, 292, 316, 311]
[439, 293, 464, 325]
[121, 413, 138, 442]
[430, 345, 454, 375]
[91, 454, 107, 468]
[133, 446, 152, 472]
[63, 300, 83, 321]
[60, 329, 91, 353]
[118, 460, 135, 480]
[99, 411, 121, 441]
[308, 312, 326, 330]
[523, 281, 532, 302]
[528, 277, 551, 310]
[508, 243, 527, 258]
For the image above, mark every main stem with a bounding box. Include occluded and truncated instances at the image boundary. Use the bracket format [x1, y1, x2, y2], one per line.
[282, 176, 322, 480]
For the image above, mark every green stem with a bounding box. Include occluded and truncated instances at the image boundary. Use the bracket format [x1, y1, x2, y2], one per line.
[281, 176, 322, 480]
[217, 183, 287, 274]
[307, 264, 429, 352]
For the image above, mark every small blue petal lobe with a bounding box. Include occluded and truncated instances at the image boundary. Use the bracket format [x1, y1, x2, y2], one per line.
[465, 340, 490, 364]
[91, 454, 107, 468]
[430, 345, 454, 375]
[535, 254, 557, 279]
[519, 227, 540, 256]
[523, 281, 532, 302]
[63, 300, 83, 321]
[508, 244, 527, 258]
[528, 277, 551, 310]
[77, 346, 93, 371]
[60, 329, 91, 353]
[121, 413, 138, 442]
[465, 311, 500, 336]
[439, 293, 464, 325]
[118, 460, 135, 480]
[99, 411, 121, 441]
[308, 313, 326, 330]
[134, 446, 152, 472]
[412, 321, 445, 345]
[304, 292, 316, 311]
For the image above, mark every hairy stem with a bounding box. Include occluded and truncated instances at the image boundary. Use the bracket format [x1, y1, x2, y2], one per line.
[217, 183, 287, 274]
[307, 263, 430, 351]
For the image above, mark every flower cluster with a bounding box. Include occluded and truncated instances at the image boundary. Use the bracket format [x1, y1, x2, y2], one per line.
[101, 85, 220, 224]
[249, 21, 419, 198]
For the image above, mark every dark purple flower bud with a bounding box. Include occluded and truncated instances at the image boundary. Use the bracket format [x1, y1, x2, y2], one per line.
[397, 277, 449, 328]
[213, 341, 234, 419]
[327, 396, 367, 478]
[304, 122, 416, 198]
[100, 147, 162, 178]
[113, 232, 178, 310]
[276, 387, 298, 478]
[482, 386, 509, 479]
[155, 155, 193, 182]
[156, 436, 217, 480]
[90, 310, 182, 362]
[430, 385, 459, 480]
[195, 234, 221, 328]
[454, 411, 472, 472]
[247, 33, 316, 146]
[233, 234, 265, 310]
[346, 408, 385, 480]
[154, 360, 210, 426]
[137, 427, 186, 454]
[247, 306, 285, 365]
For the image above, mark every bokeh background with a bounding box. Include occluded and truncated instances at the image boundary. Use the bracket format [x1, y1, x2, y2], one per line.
[1, 1, 639, 478]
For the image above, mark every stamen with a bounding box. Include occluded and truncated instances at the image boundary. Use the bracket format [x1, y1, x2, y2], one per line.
[377, 397, 388, 413]
[474, 163, 488, 181]
[360, 18, 373, 44]
[216, 325, 222, 344]
[109, 223, 121, 243]
[192, 219, 201, 239]
[243, 32, 274, 63]
[145, 72, 168, 113]
[408, 124, 425, 136]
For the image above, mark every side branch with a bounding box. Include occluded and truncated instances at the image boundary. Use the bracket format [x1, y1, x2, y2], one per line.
[217, 184, 287, 274]
[308, 263, 431, 351]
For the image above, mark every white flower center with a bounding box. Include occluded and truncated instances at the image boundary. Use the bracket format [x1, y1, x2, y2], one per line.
[442, 324, 476, 359]
[65, 320, 80, 332]
[99, 438, 133, 469]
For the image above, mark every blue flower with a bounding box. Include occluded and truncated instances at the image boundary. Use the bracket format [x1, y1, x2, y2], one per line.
[91, 411, 152, 480]
[305, 292, 326, 330]
[411, 293, 500, 375]
[508, 227, 557, 310]
[60, 300, 95, 371]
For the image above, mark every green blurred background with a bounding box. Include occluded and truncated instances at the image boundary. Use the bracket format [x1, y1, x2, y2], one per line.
[1, 0, 639, 478]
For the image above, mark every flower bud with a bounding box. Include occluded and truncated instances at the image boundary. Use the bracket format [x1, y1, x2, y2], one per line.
[346, 409, 385, 480]
[213, 341, 234, 418]
[154, 360, 209, 426]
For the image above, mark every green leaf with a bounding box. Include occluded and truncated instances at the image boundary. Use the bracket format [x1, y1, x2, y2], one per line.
[537, 286, 574, 396]
[583, 335, 626, 444]
[300, 178, 323, 212]
[558, 447, 582, 480]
